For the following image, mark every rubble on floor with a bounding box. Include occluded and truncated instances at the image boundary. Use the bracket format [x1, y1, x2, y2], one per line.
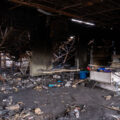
[0, 70, 120, 120]
[0, 71, 81, 94]
[56, 105, 87, 120]
[0, 85, 120, 120]
[104, 95, 112, 101]
[0, 95, 54, 120]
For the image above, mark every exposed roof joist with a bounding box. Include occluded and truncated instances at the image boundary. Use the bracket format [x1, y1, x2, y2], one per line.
[60, 0, 102, 10]
[9, 0, 82, 19]
[8, 0, 120, 28]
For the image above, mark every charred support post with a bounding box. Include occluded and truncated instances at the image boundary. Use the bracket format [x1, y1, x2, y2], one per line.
[78, 39, 88, 68]
[3, 53, 6, 69]
[30, 21, 52, 76]
[0, 52, 1, 73]
[30, 47, 52, 76]
[75, 36, 80, 69]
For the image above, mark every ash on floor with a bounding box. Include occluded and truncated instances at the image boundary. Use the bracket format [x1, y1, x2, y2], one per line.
[0, 85, 120, 120]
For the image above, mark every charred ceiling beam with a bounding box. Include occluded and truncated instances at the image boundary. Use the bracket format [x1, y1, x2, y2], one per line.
[60, 3, 82, 10]
[9, 4, 21, 10]
[109, 0, 120, 8]
[41, 0, 55, 4]
[60, 0, 102, 10]
[82, 7, 120, 18]
[9, 0, 82, 19]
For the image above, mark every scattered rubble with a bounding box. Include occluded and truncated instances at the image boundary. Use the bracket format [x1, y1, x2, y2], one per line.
[34, 85, 43, 91]
[74, 107, 80, 118]
[2, 71, 119, 120]
[0, 72, 87, 119]
[53, 75, 61, 79]
[57, 105, 87, 120]
[104, 95, 112, 101]
[110, 114, 120, 120]
[103, 105, 120, 112]
[5, 104, 20, 111]
[72, 79, 86, 88]
[34, 108, 43, 115]
[0, 95, 53, 120]
[65, 81, 72, 87]
[0, 73, 42, 94]
[0, 72, 80, 94]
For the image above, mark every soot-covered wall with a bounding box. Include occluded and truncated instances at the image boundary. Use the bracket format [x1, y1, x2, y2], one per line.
[30, 17, 52, 76]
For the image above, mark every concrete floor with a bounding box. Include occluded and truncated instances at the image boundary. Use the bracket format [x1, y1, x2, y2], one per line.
[1, 86, 120, 120]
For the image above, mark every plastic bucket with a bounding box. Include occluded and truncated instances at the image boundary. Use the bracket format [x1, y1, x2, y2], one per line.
[80, 71, 87, 79]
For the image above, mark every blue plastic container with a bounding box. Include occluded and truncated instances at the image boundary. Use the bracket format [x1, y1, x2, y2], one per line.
[48, 84, 56, 87]
[80, 71, 87, 79]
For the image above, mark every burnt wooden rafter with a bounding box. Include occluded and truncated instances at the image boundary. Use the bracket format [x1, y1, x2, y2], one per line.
[9, 0, 104, 18]
[6, 0, 120, 28]
[60, 0, 102, 10]
[9, 0, 82, 19]
[82, 7, 120, 18]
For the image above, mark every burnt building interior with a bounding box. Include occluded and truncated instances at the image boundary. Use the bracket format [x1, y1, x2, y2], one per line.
[0, 0, 120, 120]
